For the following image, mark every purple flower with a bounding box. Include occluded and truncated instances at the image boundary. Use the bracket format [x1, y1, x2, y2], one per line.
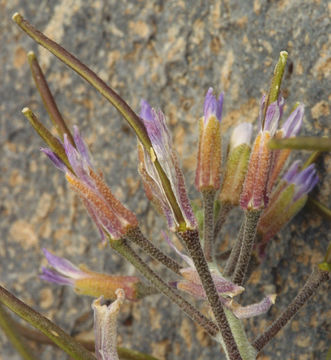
[41, 249, 143, 301]
[257, 161, 319, 257]
[138, 101, 197, 231]
[195, 88, 224, 191]
[42, 126, 138, 241]
[203, 87, 224, 123]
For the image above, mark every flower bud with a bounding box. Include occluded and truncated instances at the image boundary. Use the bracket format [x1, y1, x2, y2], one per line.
[220, 122, 253, 206]
[195, 88, 223, 191]
[41, 249, 147, 301]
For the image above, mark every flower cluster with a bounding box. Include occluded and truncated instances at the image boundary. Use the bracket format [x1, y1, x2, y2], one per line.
[11, 15, 328, 359]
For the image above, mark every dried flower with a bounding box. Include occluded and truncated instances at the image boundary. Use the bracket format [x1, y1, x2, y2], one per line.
[195, 88, 224, 191]
[92, 289, 125, 360]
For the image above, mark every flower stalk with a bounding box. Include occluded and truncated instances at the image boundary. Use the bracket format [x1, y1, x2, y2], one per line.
[109, 237, 219, 338]
[253, 267, 330, 352]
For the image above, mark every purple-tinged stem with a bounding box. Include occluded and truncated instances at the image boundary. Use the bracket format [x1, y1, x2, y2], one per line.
[253, 268, 330, 352]
[232, 210, 261, 285]
[125, 227, 182, 275]
[202, 190, 216, 262]
[27, 51, 75, 145]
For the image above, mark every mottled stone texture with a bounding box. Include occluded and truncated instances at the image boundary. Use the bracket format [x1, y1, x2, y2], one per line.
[0, 0, 330, 359]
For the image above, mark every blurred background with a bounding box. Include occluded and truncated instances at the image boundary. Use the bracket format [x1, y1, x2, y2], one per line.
[0, 0, 330, 359]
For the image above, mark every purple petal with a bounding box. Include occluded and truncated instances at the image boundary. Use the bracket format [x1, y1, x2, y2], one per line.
[40, 267, 74, 286]
[282, 104, 304, 138]
[264, 100, 281, 135]
[140, 99, 154, 123]
[203, 88, 223, 122]
[73, 126, 92, 166]
[40, 148, 67, 172]
[283, 160, 302, 183]
[230, 294, 276, 319]
[293, 165, 318, 201]
[42, 248, 85, 279]
[212, 274, 244, 297]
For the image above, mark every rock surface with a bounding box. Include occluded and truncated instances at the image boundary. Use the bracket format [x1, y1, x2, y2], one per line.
[0, 0, 330, 359]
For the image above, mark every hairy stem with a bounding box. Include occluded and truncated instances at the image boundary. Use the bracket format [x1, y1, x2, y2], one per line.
[110, 238, 219, 337]
[126, 227, 182, 275]
[179, 229, 243, 360]
[0, 285, 95, 360]
[202, 190, 216, 262]
[253, 268, 330, 352]
[223, 219, 245, 278]
[0, 304, 36, 360]
[232, 210, 261, 285]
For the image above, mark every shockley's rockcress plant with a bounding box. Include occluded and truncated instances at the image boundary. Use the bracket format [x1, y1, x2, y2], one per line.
[1, 12, 330, 360]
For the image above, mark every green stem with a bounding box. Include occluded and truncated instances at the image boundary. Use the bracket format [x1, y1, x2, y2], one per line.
[179, 229, 243, 360]
[0, 285, 96, 360]
[0, 304, 36, 360]
[110, 238, 219, 338]
[253, 268, 330, 352]
[302, 151, 322, 169]
[232, 210, 261, 286]
[268, 137, 331, 151]
[126, 227, 182, 275]
[202, 190, 216, 262]
[27, 51, 75, 145]
[223, 219, 244, 278]
[13, 13, 185, 229]
[307, 197, 331, 222]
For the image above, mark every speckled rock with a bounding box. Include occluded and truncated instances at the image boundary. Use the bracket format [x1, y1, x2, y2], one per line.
[0, 1, 330, 359]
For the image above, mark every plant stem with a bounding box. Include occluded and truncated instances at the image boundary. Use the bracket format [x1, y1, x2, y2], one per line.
[268, 137, 331, 151]
[110, 238, 219, 338]
[223, 219, 245, 278]
[13, 13, 186, 229]
[0, 285, 95, 360]
[214, 202, 233, 241]
[253, 268, 330, 352]
[179, 229, 243, 360]
[125, 227, 182, 275]
[27, 51, 75, 145]
[0, 304, 36, 360]
[232, 210, 261, 286]
[202, 189, 216, 262]
[13, 317, 160, 360]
